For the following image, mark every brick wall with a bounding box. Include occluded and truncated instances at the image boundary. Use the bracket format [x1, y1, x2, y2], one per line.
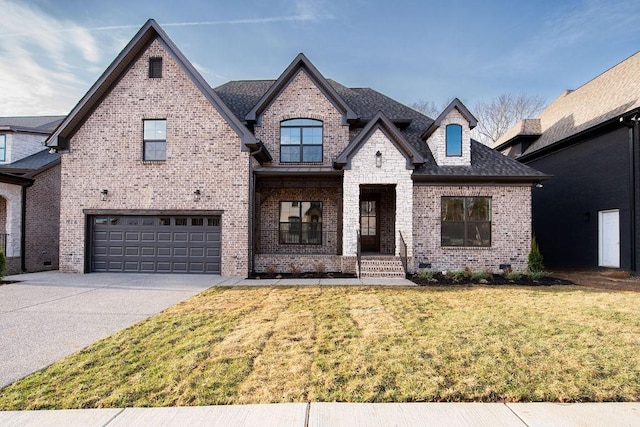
[343, 128, 413, 257]
[254, 69, 349, 165]
[254, 254, 342, 274]
[413, 184, 532, 272]
[25, 163, 60, 271]
[3, 133, 48, 164]
[59, 38, 249, 276]
[257, 187, 339, 255]
[426, 108, 471, 166]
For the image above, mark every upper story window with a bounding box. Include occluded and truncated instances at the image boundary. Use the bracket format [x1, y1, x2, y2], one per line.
[445, 124, 462, 157]
[441, 196, 491, 247]
[280, 119, 323, 163]
[143, 120, 166, 161]
[149, 57, 162, 78]
[0, 134, 5, 162]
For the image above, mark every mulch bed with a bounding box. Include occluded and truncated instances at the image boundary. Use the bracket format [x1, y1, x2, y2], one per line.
[250, 272, 357, 280]
[410, 272, 573, 287]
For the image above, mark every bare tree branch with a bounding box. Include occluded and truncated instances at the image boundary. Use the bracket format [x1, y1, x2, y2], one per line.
[472, 94, 546, 145]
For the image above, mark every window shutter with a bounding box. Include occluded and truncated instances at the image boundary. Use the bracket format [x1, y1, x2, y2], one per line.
[149, 58, 162, 78]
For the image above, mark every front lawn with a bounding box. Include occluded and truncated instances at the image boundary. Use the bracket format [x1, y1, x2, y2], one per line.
[1, 285, 639, 409]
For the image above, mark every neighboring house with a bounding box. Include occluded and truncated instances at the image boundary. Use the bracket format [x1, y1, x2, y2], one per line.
[495, 51, 640, 273]
[46, 20, 546, 276]
[0, 116, 64, 274]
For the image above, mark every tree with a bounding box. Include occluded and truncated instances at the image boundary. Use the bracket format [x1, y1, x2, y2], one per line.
[408, 99, 445, 118]
[472, 93, 546, 145]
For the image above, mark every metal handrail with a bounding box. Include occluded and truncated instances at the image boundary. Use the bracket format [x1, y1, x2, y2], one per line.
[399, 231, 408, 277]
[356, 229, 361, 278]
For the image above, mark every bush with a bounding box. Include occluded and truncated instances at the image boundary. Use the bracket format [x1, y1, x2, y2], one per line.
[527, 270, 545, 280]
[528, 236, 544, 273]
[417, 268, 434, 280]
[504, 270, 522, 281]
[471, 270, 489, 282]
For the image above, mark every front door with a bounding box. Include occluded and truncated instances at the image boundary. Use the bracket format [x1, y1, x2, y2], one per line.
[360, 195, 380, 252]
[599, 209, 620, 268]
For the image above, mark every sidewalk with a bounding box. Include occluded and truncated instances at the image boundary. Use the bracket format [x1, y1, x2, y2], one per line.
[1, 402, 639, 426]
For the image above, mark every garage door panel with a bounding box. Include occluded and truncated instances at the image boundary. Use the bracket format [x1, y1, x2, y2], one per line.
[91, 215, 221, 274]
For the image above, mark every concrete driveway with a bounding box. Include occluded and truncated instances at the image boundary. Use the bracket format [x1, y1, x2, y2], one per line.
[0, 271, 238, 387]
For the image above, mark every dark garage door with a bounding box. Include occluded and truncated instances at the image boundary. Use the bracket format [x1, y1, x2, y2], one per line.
[90, 215, 221, 273]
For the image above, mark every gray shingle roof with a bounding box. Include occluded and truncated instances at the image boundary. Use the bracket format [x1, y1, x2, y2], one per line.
[0, 149, 60, 171]
[214, 75, 544, 181]
[413, 140, 549, 180]
[496, 51, 640, 154]
[0, 116, 65, 132]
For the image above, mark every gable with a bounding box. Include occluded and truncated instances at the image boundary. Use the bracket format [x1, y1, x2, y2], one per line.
[46, 19, 255, 151]
[334, 112, 425, 170]
[246, 53, 357, 126]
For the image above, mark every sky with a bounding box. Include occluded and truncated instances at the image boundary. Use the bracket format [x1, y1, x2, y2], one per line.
[2, 0, 640, 117]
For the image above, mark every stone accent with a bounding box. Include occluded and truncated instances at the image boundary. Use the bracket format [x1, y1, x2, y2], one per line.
[413, 184, 532, 272]
[426, 108, 472, 166]
[25, 163, 60, 271]
[0, 184, 22, 259]
[59, 39, 249, 276]
[254, 69, 350, 166]
[343, 128, 413, 257]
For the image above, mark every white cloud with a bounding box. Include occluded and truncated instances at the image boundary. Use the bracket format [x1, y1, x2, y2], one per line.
[0, 0, 108, 114]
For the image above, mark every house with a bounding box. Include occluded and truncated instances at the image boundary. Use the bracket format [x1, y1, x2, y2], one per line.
[46, 19, 547, 276]
[0, 116, 64, 274]
[495, 51, 640, 273]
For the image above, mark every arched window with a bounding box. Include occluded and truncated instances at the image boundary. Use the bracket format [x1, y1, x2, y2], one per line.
[446, 124, 462, 157]
[280, 119, 323, 163]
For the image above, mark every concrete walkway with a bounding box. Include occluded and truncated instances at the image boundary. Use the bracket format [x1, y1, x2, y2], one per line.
[1, 402, 639, 426]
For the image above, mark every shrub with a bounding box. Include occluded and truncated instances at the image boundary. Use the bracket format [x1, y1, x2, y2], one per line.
[528, 236, 544, 273]
[312, 262, 325, 275]
[471, 270, 489, 282]
[504, 270, 523, 281]
[417, 268, 434, 280]
[289, 263, 301, 277]
[265, 264, 277, 276]
[527, 270, 545, 280]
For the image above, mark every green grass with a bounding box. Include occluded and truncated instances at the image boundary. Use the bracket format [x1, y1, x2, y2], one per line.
[1, 285, 639, 409]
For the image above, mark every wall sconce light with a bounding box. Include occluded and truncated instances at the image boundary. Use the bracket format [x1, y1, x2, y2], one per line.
[100, 189, 108, 201]
[535, 183, 543, 188]
[193, 189, 201, 202]
[375, 150, 382, 168]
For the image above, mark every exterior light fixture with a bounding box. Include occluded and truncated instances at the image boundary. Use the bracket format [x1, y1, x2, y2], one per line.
[193, 189, 201, 202]
[535, 183, 543, 188]
[375, 150, 382, 168]
[100, 189, 108, 201]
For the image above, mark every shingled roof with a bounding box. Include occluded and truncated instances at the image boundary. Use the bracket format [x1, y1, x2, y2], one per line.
[214, 76, 545, 181]
[0, 116, 65, 133]
[495, 50, 640, 156]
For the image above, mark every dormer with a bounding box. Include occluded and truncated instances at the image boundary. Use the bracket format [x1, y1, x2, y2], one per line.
[421, 98, 477, 166]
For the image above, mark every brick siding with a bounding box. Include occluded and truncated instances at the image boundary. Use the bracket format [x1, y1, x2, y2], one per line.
[59, 39, 249, 276]
[413, 184, 532, 272]
[254, 69, 349, 166]
[24, 163, 60, 271]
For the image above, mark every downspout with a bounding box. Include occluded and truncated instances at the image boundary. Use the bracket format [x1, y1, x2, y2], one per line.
[631, 119, 639, 272]
[248, 144, 265, 277]
[20, 181, 34, 272]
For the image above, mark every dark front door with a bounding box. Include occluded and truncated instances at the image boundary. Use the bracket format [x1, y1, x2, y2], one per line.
[360, 195, 380, 252]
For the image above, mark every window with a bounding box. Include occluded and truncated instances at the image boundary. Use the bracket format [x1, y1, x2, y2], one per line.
[441, 197, 491, 247]
[149, 57, 162, 78]
[143, 120, 166, 161]
[0, 134, 5, 162]
[279, 201, 322, 244]
[280, 119, 323, 163]
[446, 124, 462, 156]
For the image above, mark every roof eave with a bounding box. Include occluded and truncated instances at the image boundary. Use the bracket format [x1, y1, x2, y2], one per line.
[412, 174, 551, 183]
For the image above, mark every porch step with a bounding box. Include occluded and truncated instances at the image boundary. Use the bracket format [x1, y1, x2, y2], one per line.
[359, 256, 406, 278]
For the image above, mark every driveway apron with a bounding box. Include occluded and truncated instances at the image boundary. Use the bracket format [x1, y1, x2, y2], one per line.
[0, 271, 226, 387]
